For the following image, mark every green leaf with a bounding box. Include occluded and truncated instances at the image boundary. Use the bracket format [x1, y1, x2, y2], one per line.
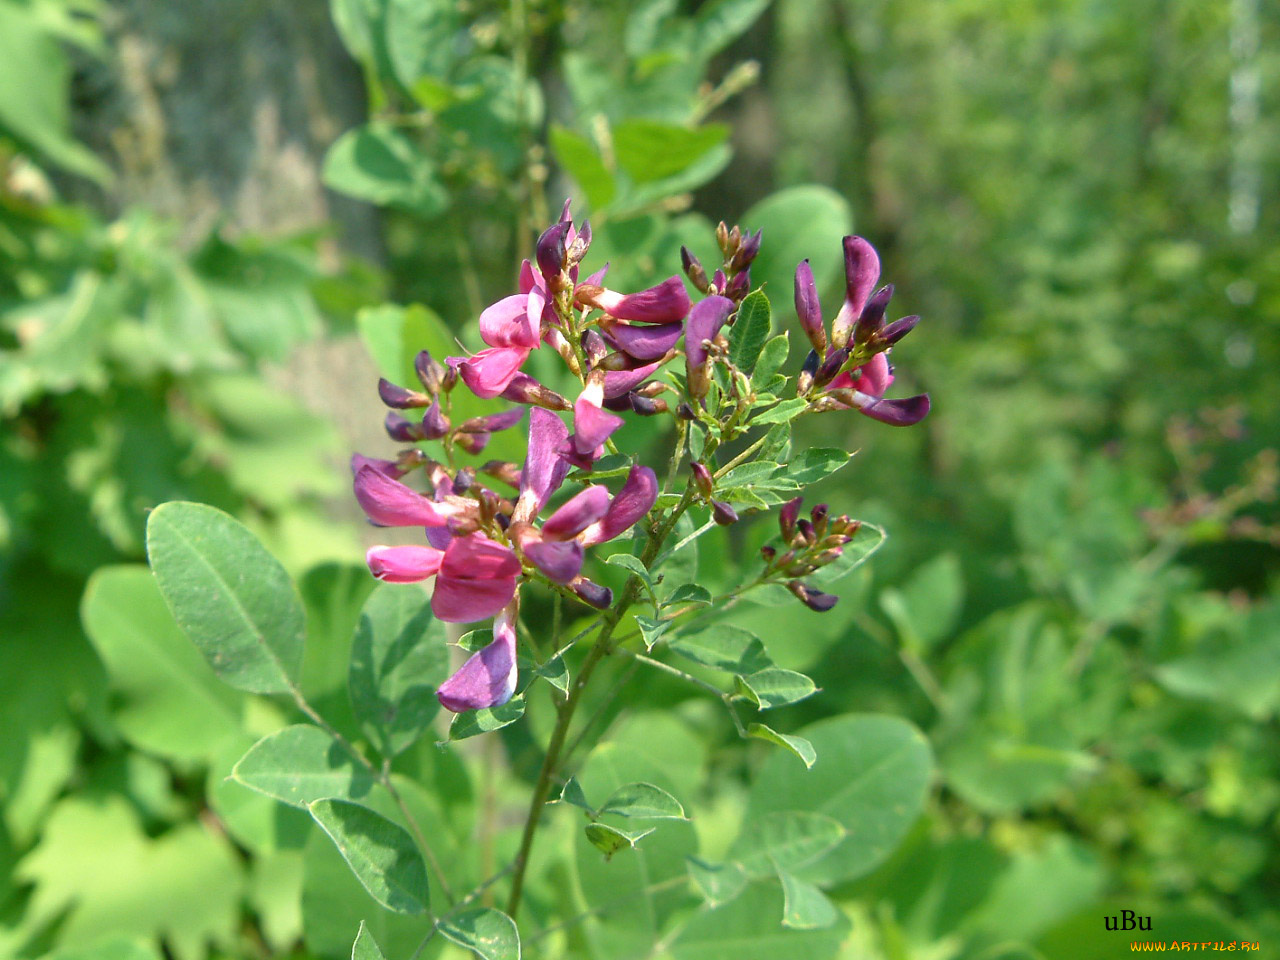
[634, 615, 673, 650]
[307, 799, 430, 915]
[672, 884, 848, 960]
[737, 668, 817, 710]
[670, 626, 773, 674]
[349, 584, 449, 757]
[322, 124, 448, 216]
[758, 421, 793, 462]
[81, 566, 243, 761]
[584, 822, 655, 859]
[613, 120, 729, 184]
[693, 0, 771, 60]
[233, 725, 375, 808]
[808, 521, 887, 585]
[599, 782, 687, 820]
[42, 940, 164, 960]
[351, 921, 387, 960]
[748, 723, 817, 769]
[752, 398, 809, 426]
[783, 448, 852, 485]
[686, 857, 748, 908]
[743, 186, 853, 306]
[731, 811, 847, 879]
[753, 334, 791, 388]
[880, 553, 964, 654]
[438, 908, 520, 960]
[606, 552, 655, 592]
[777, 869, 841, 930]
[663, 583, 713, 608]
[533, 651, 569, 694]
[146, 501, 305, 695]
[555, 776, 594, 813]
[446, 695, 526, 741]
[746, 714, 934, 885]
[549, 124, 616, 209]
[383, 0, 458, 91]
[728, 290, 772, 374]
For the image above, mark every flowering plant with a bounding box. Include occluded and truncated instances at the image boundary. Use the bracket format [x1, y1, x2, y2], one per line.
[143, 202, 933, 957]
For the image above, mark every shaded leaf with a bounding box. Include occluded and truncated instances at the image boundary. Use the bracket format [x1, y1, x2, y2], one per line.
[438, 908, 520, 960]
[748, 723, 817, 769]
[446, 695, 526, 741]
[233, 725, 375, 808]
[308, 799, 430, 915]
[599, 782, 687, 820]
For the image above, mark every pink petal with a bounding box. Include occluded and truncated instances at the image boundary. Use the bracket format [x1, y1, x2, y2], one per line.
[517, 408, 570, 518]
[456, 346, 531, 399]
[580, 465, 658, 546]
[354, 466, 459, 527]
[366, 545, 445, 583]
[351, 453, 405, 479]
[440, 534, 522, 581]
[432, 573, 520, 623]
[542, 485, 612, 540]
[604, 321, 684, 360]
[603, 359, 666, 399]
[479, 295, 540, 350]
[851, 352, 893, 397]
[572, 380, 624, 456]
[518, 259, 538, 295]
[437, 606, 519, 711]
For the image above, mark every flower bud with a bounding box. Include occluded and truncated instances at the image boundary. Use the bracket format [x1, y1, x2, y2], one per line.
[629, 394, 667, 416]
[760, 544, 777, 563]
[712, 269, 727, 294]
[386, 411, 425, 442]
[811, 503, 829, 536]
[787, 580, 839, 612]
[779, 497, 803, 541]
[677, 402, 697, 421]
[583, 328, 608, 368]
[796, 518, 816, 545]
[725, 267, 751, 301]
[794, 260, 827, 355]
[853, 284, 894, 344]
[598, 351, 636, 372]
[414, 350, 446, 394]
[500, 372, 572, 411]
[421, 400, 450, 440]
[797, 349, 820, 395]
[814, 346, 850, 389]
[691, 462, 714, 499]
[455, 431, 490, 455]
[441, 362, 459, 393]
[716, 221, 730, 256]
[479, 460, 522, 488]
[452, 467, 476, 494]
[729, 229, 761, 272]
[536, 220, 571, 290]
[602, 393, 632, 412]
[567, 220, 592, 265]
[728, 224, 742, 255]
[681, 246, 711, 294]
[378, 378, 430, 409]
[878, 314, 920, 345]
[572, 577, 613, 610]
[712, 500, 739, 526]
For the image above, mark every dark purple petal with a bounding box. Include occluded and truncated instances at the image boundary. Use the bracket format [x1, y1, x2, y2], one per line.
[712, 500, 739, 526]
[351, 453, 405, 479]
[685, 295, 735, 369]
[542, 485, 612, 540]
[831, 236, 881, 347]
[603, 358, 665, 399]
[500, 372, 571, 411]
[536, 221, 571, 286]
[853, 284, 894, 344]
[415, 350, 445, 393]
[604, 321, 684, 361]
[525, 539, 585, 583]
[788, 580, 839, 612]
[779, 497, 802, 541]
[571, 577, 612, 609]
[580, 465, 658, 546]
[378, 378, 429, 409]
[793, 259, 827, 354]
[589, 276, 691, 323]
[422, 400, 450, 440]
[437, 607, 519, 712]
[459, 407, 527, 434]
[516, 407, 570, 519]
[856, 392, 931, 426]
[879, 314, 920, 345]
[385, 411, 425, 442]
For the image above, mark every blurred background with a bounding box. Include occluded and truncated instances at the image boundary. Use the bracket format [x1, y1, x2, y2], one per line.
[2, 0, 1277, 957]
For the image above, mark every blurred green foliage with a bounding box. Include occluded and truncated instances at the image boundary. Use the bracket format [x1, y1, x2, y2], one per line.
[2, 0, 1278, 958]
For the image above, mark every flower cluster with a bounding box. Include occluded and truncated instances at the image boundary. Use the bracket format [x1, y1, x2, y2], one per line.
[351, 202, 930, 713]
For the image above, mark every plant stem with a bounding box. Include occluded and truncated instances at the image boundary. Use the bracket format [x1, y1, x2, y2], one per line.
[506, 486, 695, 917]
[617, 648, 748, 737]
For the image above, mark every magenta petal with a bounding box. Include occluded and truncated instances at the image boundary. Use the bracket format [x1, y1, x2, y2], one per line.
[851, 352, 894, 398]
[794, 259, 826, 352]
[440, 534, 522, 580]
[355, 466, 458, 527]
[480, 294, 539, 350]
[580, 465, 658, 546]
[604, 321, 684, 360]
[457, 347, 531, 399]
[437, 607, 519, 712]
[603, 359, 665, 399]
[351, 453, 405, 479]
[518, 259, 537, 295]
[432, 574, 519, 623]
[572, 381, 624, 455]
[461, 407, 527, 433]
[596, 276, 691, 323]
[525, 539, 585, 583]
[857, 393, 931, 426]
[685, 295, 735, 368]
[366, 545, 445, 583]
[542, 485, 612, 540]
[519, 408, 571, 512]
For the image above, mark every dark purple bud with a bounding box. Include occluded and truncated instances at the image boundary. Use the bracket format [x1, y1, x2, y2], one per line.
[796, 518, 816, 545]
[712, 500, 738, 526]
[598, 351, 636, 372]
[691, 462, 714, 499]
[441, 362, 459, 393]
[458, 407, 526, 434]
[479, 460, 522, 488]
[414, 350, 445, 394]
[677, 402, 696, 421]
[456, 431, 490, 455]
[378, 378, 430, 409]
[854, 284, 894, 344]
[526, 539, 586, 583]
[386, 411, 425, 442]
[725, 268, 751, 301]
[536, 221, 572, 288]
[760, 544, 777, 563]
[797, 349, 820, 395]
[814, 347, 850, 389]
[421, 400, 451, 440]
[602, 393, 632, 412]
[811, 503, 829, 537]
[572, 578, 613, 610]
[879, 314, 920, 345]
[793, 260, 827, 355]
[857, 393, 931, 426]
[495, 511, 511, 531]
[500, 372, 572, 411]
[712, 269, 727, 293]
[730, 229, 761, 271]
[788, 580, 839, 612]
[780, 497, 803, 541]
[453, 467, 475, 494]
[558, 197, 573, 223]
[681, 246, 711, 294]
[583, 329, 608, 368]
[629, 394, 666, 416]
[567, 220, 592, 265]
[603, 321, 684, 361]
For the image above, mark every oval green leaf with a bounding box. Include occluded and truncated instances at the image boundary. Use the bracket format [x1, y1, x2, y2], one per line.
[438, 907, 520, 960]
[233, 724, 375, 808]
[308, 799, 430, 915]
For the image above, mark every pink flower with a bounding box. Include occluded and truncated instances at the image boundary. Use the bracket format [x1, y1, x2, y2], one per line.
[576, 275, 692, 324]
[430, 534, 522, 622]
[353, 466, 474, 527]
[437, 603, 519, 712]
[568, 375, 623, 463]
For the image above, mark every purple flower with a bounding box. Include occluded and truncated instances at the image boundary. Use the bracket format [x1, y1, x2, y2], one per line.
[577, 276, 692, 324]
[437, 603, 519, 712]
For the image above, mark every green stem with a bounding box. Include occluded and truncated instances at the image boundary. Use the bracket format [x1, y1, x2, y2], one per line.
[617, 648, 747, 737]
